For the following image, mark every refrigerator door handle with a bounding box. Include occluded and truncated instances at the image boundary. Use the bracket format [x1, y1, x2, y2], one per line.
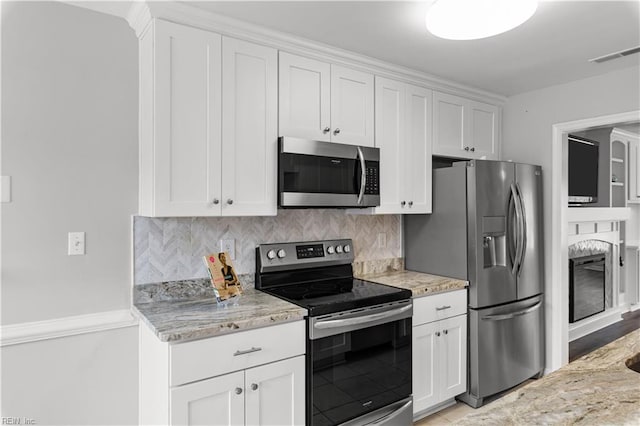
[481, 301, 542, 321]
[509, 184, 522, 275]
[515, 183, 528, 277]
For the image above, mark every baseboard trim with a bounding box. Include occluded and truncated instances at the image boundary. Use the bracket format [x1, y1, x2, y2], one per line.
[568, 307, 624, 342]
[1, 309, 139, 346]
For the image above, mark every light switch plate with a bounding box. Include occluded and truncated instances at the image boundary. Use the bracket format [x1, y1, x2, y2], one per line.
[68, 232, 85, 255]
[1, 176, 11, 202]
[220, 239, 235, 260]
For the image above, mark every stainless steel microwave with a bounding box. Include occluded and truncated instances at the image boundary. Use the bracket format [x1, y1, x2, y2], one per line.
[278, 137, 380, 208]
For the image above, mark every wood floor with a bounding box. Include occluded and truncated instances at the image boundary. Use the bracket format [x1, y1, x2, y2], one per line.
[569, 309, 640, 362]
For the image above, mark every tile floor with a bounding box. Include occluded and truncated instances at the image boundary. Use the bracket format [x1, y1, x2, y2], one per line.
[413, 380, 535, 425]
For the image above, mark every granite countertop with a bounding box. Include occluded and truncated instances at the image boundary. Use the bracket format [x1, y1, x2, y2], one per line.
[356, 270, 468, 297]
[457, 329, 640, 425]
[133, 288, 307, 343]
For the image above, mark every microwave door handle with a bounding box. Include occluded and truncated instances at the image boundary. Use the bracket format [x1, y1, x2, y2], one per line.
[357, 146, 366, 204]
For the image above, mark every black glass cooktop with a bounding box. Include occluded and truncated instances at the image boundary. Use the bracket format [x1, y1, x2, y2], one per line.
[261, 278, 411, 317]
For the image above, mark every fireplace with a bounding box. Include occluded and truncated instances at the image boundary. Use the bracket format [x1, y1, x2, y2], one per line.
[569, 254, 606, 323]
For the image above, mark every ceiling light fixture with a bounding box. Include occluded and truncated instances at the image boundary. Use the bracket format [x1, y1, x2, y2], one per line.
[426, 0, 538, 41]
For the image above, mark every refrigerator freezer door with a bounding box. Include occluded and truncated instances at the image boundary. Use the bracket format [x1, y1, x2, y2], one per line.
[515, 163, 544, 300]
[463, 295, 545, 407]
[467, 160, 517, 308]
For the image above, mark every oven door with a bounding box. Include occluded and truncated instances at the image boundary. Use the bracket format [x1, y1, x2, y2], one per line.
[308, 301, 412, 426]
[279, 137, 380, 208]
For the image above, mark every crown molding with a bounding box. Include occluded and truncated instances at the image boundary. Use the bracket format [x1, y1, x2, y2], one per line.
[611, 127, 640, 138]
[126, 1, 153, 39]
[125, 1, 506, 105]
[1, 309, 138, 346]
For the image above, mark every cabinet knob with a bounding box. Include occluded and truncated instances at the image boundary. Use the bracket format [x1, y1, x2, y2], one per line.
[464, 146, 470, 151]
[435, 332, 441, 337]
[251, 383, 259, 391]
[323, 127, 331, 133]
[334, 128, 341, 135]
[235, 387, 243, 395]
[443, 329, 448, 335]
[470, 147, 475, 152]
[401, 201, 406, 207]
[408, 201, 413, 207]
[227, 199, 234, 205]
[212, 198, 220, 205]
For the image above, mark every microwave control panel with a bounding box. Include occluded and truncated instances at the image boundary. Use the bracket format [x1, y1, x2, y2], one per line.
[364, 163, 379, 195]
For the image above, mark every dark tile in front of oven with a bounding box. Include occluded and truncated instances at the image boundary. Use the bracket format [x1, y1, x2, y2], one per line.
[312, 411, 334, 426]
[313, 384, 356, 412]
[318, 364, 359, 382]
[334, 376, 385, 400]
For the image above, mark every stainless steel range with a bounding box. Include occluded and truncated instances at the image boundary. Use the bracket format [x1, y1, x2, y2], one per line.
[255, 239, 413, 426]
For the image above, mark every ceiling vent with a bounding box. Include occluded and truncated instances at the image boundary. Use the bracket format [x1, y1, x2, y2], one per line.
[589, 46, 640, 64]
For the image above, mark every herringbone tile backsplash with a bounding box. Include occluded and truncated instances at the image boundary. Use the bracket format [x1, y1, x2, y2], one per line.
[134, 210, 401, 285]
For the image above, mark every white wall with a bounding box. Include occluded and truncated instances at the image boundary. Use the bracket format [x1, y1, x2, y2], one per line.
[1, 2, 138, 424]
[502, 65, 640, 371]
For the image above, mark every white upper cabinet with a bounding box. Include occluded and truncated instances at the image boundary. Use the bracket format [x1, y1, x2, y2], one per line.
[279, 52, 331, 142]
[279, 52, 374, 146]
[375, 77, 405, 213]
[139, 20, 278, 217]
[362, 77, 431, 215]
[433, 91, 500, 160]
[221, 37, 278, 216]
[330, 65, 375, 146]
[405, 84, 433, 214]
[146, 20, 223, 217]
[468, 100, 500, 159]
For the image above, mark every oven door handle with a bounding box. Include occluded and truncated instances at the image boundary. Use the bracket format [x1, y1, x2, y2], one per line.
[356, 146, 366, 205]
[369, 399, 413, 425]
[314, 304, 412, 330]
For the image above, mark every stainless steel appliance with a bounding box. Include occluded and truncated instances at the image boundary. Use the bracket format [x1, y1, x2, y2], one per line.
[278, 137, 380, 208]
[404, 160, 545, 408]
[255, 239, 413, 425]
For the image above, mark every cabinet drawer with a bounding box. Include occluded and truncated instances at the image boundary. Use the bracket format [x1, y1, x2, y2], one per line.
[170, 321, 305, 386]
[413, 289, 467, 326]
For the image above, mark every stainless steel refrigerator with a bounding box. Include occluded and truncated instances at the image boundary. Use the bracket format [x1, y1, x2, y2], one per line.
[405, 159, 545, 408]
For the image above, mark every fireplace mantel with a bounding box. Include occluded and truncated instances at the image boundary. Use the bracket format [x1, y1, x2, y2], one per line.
[568, 207, 631, 223]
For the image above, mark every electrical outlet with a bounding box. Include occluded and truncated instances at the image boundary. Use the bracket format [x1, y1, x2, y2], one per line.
[68, 232, 85, 255]
[220, 239, 236, 260]
[377, 233, 386, 248]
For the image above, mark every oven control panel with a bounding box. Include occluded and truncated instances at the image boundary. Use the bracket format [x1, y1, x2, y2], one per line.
[296, 244, 325, 259]
[257, 239, 354, 272]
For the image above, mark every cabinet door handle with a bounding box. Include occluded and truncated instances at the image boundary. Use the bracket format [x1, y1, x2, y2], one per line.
[227, 199, 234, 205]
[212, 198, 220, 205]
[443, 329, 448, 335]
[251, 383, 259, 391]
[233, 347, 262, 356]
[435, 332, 441, 337]
[436, 305, 451, 311]
[235, 387, 243, 395]
[408, 201, 413, 207]
[401, 201, 406, 207]
[334, 128, 341, 135]
[470, 147, 476, 152]
[323, 127, 331, 133]
[464, 146, 470, 151]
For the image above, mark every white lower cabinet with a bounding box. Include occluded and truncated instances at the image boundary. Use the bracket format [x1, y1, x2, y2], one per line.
[412, 290, 467, 416]
[171, 356, 305, 426]
[139, 321, 306, 426]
